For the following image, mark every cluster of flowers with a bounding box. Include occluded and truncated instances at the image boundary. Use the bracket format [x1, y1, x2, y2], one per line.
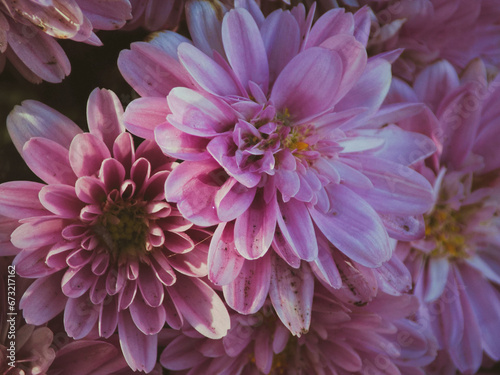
[1, 0, 500, 374]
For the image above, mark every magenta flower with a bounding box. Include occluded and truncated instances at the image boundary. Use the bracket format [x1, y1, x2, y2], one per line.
[361, 0, 500, 81]
[388, 59, 500, 373]
[119, 0, 435, 333]
[160, 291, 437, 375]
[0, 88, 230, 373]
[0, 0, 132, 83]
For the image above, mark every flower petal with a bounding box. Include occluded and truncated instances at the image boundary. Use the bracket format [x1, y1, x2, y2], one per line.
[69, 133, 111, 177]
[64, 294, 99, 339]
[0, 181, 46, 219]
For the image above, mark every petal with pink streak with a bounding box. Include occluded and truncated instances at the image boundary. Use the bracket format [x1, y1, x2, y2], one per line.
[118, 310, 157, 373]
[69, 133, 111, 177]
[269, 255, 313, 336]
[310, 184, 391, 268]
[129, 295, 166, 335]
[270, 47, 342, 123]
[165, 159, 222, 226]
[7, 22, 70, 83]
[178, 43, 242, 97]
[222, 8, 269, 93]
[215, 178, 256, 222]
[160, 335, 207, 370]
[305, 8, 354, 48]
[167, 275, 230, 339]
[155, 122, 210, 161]
[22, 137, 76, 185]
[20, 271, 66, 325]
[0, 181, 46, 219]
[118, 42, 194, 98]
[64, 294, 99, 339]
[223, 254, 271, 314]
[276, 199, 318, 261]
[320, 34, 367, 101]
[124, 97, 169, 140]
[260, 9, 300, 84]
[208, 222, 245, 285]
[39, 184, 84, 218]
[11, 217, 65, 249]
[234, 190, 277, 260]
[138, 263, 164, 307]
[7, 100, 82, 154]
[99, 295, 119, 338]
[167, 87, 237, 137]
[86, 88, 125, 150]
[335, 58, 391, 113]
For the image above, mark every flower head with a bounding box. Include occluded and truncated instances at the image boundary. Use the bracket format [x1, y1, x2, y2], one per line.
[0, 88, 230, 372]
[119, 0, 435, 334]
[0, 0, 132, 82]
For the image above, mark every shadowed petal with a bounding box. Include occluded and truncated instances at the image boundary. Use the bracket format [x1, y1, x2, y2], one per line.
[64, 294, 99, 339]
[130, 295, 166, 335]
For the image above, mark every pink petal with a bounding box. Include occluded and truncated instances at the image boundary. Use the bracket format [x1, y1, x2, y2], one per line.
[310, 184, 391, 268]
[124, 97, 169, 140]
[312, 234, 342, 289]
[0, 181, 46, 219]
[22, 137, 76, 185]
[208, 222, 245, 285]
[39, 184, 84, 218]
[269, 255, 313, 336]
[13, 246, 59, 277]
[20, 271, 66, 325]
[75, 176, 107, 204]
[99, 296, 119, 338]
[61, 265, 96, 298]
[234, 190, 277, 260]
[86, 88, 125, 150]
[223, 254, 271, 314]
[11, 217, 65, 249]
[160, 335, 206, 370]
[305, 8, 354, 48]
[129, 295, 166, 335]
[155, 122, 210, 161]
[118, 310, 158, 373]
[167, 275, 230, 339]
[112, 132, 135, 172]
[214, 178, 256, 222]
[138, 263, 164, 307]
[270, 47, 342, 123]
[7, 100, 82, 154]
[222, 8, 269, 93]
[276, 199, 318, 261]
[380, 214, 425, 241]
[69, 133, 110, 177]
[64, 295, 99, 339]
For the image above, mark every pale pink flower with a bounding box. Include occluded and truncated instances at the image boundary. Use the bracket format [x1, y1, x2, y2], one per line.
[160, 291, 437, 375]
[0, 0, 132, 83]
[0, 88, 230, 373]
[388, 59, 500, 373]
[119, 0, 435, 334]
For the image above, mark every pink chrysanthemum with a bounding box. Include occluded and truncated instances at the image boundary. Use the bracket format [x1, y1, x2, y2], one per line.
[0, 0, 132, 82]
[360, 0, 500, 81]
[387, 59, 500, 373]
[119, 0, 435, 333]
[160, 291, 437, 375]
[0, 88, 230, 373]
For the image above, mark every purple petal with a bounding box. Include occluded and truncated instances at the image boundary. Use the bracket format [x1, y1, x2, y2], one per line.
[306, 8, 354, 47]
[276, 199, 318, 261]
[270, 47, 342, 123]
[124, 97, 169, 140]
[86, 88, 125, 150]
[61, 265, 96, 298]
[20, 272, 66, 325]
[234, 190, 277, 259]
[223, 254, 271, 314]
[312, 234, 342, 289]
[423, 257, 450, 302]
[222, 8, 269, 93]
[64, 295, 99, 339]
[374, 253, 412, 296]
[167, 275, 230, 339]
[309, 184, 391, 268]
[22, 137, 76, 185]
[0, 181, 46, 219]
[129, 295, 166, 335]
[69, 133, 110, 177]
[208, 222, 245, 285]
[160, 335, 207, 370]
[7, 100, 82, 154]
[214, 178, 256, 222]
[138, 263, 164, 307]
[13, 246, 59, 277]
[269, 255, 314, 336]
[118, 310, 157, 373]
[99, 296, 119, 338]
[380, 213, 425, 241]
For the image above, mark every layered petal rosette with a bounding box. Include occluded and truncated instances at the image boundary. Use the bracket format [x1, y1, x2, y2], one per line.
[160, 291, 437, 375]
[0, 0, 132, 82]
[388, 59, 500, 373]
[0, 88, 230, 373]
[119, 0, 435, 334]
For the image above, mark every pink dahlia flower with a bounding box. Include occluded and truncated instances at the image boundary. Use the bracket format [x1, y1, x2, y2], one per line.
[0, 88, 230, 373]
[0, 0, 132, 83]
[361, 0, 500, 81]
[160, 292, 437, 375]
[387, 59, 500, 373]
[119, 0, 435, 332]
